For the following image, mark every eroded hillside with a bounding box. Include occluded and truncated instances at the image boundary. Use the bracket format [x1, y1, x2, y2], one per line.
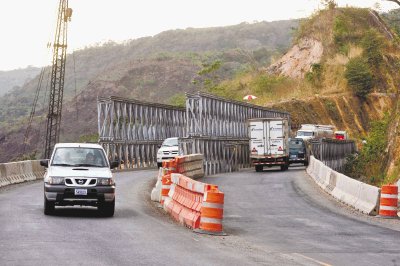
[0, 20, 299, 162]
[208, 6, 400, 185]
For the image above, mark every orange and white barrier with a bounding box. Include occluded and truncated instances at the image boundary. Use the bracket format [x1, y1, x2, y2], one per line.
[200, 189, 224, 233]
[379, 184, 398, 218]
[151, 154, 204, 204]
[163, 173, 225, 235]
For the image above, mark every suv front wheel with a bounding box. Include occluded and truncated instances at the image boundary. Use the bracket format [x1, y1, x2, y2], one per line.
[44, 195, 55, 215]
[98, 199, 115, 217]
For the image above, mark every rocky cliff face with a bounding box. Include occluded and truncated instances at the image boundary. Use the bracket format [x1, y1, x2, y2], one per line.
[267, 38, 324, 79]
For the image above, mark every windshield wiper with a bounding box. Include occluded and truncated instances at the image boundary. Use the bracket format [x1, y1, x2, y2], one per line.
[73, 163, 102, 167]
[74, 163, 98, 167]
[52, 163, 75, 167]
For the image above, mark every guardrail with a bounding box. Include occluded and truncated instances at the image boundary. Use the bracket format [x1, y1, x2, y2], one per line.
[0, 160, 45, 188]
[307, 156, 380, 215]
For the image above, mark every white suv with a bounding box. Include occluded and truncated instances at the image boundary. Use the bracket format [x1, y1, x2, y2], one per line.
[40, 143, 119, 216]
[157, 137, 179, 167]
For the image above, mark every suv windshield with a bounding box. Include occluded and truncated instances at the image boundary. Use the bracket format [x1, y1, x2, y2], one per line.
[51, 147, 108, 167]
[162, 138, 178, 147]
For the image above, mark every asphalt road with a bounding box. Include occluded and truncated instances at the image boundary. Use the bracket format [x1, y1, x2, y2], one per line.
[1, 166, 400, 265]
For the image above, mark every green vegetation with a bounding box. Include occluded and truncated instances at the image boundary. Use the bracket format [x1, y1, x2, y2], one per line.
[305, 63, 324, 87]
[381, 8, 400, 39]
[169, 93, 186, 108]
[78, 133, 99, 143]
[344, 114, 390, 186]
[344, 57, 373, 98]
[323, 99, 340, 121]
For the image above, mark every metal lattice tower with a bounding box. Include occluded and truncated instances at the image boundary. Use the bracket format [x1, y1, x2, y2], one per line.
[44, 0, 72, 158]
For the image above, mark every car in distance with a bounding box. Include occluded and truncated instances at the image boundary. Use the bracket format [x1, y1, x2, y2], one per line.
[288, 138, 309, 166]
[40, 143, 119, 216]
[156, 137, 179, 168]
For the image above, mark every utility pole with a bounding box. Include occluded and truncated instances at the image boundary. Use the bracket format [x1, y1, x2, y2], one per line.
[44, 0, 72, 158]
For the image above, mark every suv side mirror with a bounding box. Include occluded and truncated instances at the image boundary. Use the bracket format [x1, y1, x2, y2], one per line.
[40, 160, 49, 168]
[110, 161, 120, 169]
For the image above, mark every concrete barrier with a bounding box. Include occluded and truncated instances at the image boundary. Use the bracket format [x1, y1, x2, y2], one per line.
[150, 168, 164, 202]
[307, 156, 380, 215]
[0, 160, 45, 188]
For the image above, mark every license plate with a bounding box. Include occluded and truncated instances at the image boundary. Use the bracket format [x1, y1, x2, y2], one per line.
[75, 189, 87, 196]
[290, 155, 297, 158]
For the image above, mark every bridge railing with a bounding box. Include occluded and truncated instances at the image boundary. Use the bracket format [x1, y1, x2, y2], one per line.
[309, 139, 357, 173]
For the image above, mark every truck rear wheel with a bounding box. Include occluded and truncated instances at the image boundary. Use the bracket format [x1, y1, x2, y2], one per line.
[255, 165, 263, 172]
[280, 164, 289, 171]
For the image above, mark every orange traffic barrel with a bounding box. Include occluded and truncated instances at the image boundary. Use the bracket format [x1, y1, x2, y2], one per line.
[197, 189, 226, 235]
[379, 184, 398, 218]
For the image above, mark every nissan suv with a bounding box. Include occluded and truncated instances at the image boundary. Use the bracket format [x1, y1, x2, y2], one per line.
[40, 143, 119, 216]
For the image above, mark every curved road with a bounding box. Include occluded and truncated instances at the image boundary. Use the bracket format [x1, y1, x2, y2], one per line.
[1, 166, 400, 265]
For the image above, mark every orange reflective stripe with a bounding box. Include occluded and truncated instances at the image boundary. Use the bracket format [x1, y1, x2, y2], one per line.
[381, 185, 398, 194]
[201, 207, 223, 219]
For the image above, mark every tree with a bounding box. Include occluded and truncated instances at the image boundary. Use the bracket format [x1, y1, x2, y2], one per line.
[321, 0, 337, 9]
[344, 57, 373, 98]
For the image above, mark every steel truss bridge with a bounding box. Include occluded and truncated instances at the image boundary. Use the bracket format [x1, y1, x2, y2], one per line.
[98, 92, 290, 175]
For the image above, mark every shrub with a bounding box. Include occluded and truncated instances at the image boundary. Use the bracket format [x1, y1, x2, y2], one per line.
[344, 57, 373, 98]
[344, 114, 390, 185]
[305, 63, 324, 86]
[361, 29, 383, 69]
[169, 93, 186, 108]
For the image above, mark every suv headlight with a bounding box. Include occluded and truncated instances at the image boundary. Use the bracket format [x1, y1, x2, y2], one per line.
[97, 178, 115, 186]
[48, 176, 65, 185]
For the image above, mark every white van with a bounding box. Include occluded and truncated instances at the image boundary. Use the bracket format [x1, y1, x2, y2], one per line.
[156, 137, 179, 167]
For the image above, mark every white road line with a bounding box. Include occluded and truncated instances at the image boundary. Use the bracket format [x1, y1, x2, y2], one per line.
[293, 253, 332, 266]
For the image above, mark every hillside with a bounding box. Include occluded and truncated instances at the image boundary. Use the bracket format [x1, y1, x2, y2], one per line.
[0, 66, 40, 96]
[207, 6, 400, 186]
[0, 19, 298, 162]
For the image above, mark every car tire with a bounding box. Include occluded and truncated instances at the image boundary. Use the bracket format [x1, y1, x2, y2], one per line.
[99, 199, 115, 217]
[255, 165, 263, 172]
[44, 195, 55, 215]
[304, 161, 309, 166]
[157, 162, 162, 168]
[280, 164, 288, 171]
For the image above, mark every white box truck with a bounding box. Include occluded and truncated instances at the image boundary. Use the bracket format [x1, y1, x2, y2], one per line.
[248, 117, 290, 172]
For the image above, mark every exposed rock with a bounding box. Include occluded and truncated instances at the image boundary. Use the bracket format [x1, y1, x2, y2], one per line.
[266, 38, 323, 79]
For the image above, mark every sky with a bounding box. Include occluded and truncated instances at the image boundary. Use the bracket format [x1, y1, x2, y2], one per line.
[0, 0, 398, 71]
